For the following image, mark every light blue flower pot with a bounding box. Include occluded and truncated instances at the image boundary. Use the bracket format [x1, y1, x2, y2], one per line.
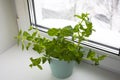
[49, 58, 75, 79]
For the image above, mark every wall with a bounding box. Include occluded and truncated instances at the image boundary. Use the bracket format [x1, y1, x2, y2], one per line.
[14, 0, 30, 31]
[0, 0, 18, 54]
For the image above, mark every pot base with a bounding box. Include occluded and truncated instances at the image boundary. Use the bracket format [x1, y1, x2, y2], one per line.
[49, 58, 74, 79]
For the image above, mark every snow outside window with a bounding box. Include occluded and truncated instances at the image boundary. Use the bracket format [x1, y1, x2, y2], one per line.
[28, 0, 120, 55]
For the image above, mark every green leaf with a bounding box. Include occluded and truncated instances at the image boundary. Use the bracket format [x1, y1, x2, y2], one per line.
[61, 25, 73, 36]
[37, 65, 43, 70]
[22, 42, 24, 50]
[42, 57, 47, 64]
[87, 50, 96, 59]
[32, 31, 37, 37]
[72, 34, 78, 41]
[79, 24, 85, 30]
[98, 55, 107, 60]
[67, 44, 75, 51]
[26, 42, 31, 50]
[84, 21, 93, 37]
[28, 26, 33, 31]
[75, 13, 89, 20]
[85, 21, 92, 28]
[73, 24, 79, 32]
[74, 14, 82, 19]
[47, 28, 60, 36]
[30, 57, 41, 66]
[33, 44, 44, 53]
[38, 33, 41, 37]
[81, 13, 88, 17]
[29, 64, 33, 68]
[18, 29, 22, 35]
[87, 50, 106, 65]
[29, 57, 43, 70]
[91, 58, 99, 65]
[16, 29, 22, 45]
[27, 36, 33, 41]
[23, 31, 30, 37]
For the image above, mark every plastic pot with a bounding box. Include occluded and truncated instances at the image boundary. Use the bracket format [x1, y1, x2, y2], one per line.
[49, 58, 75, 79]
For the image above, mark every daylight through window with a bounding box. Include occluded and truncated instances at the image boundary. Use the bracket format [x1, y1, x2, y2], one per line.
[27, 0, 120, 55]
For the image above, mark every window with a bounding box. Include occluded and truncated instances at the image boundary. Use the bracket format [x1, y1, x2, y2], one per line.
[27, 0, 120, 56]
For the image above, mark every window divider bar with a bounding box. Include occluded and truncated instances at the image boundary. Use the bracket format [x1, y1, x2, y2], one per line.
[80, 42, 119, 56]
[31, 23, 49, 29]
[27, 0, 32, 25]
[32, 0, 37, 25]
[87, 40, 119, 51]
[118, 48, 120, 56]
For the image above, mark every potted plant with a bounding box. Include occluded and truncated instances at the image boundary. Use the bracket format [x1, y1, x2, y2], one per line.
[16, 13, 106, 79]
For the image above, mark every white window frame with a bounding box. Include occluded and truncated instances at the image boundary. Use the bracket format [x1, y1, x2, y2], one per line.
[27, 0, 120, 56]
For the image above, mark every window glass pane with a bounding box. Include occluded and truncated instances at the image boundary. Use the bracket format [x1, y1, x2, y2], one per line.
[74, 0, 120, 52]
[30, 0, 120, 55]
[34, 0, 76, 28]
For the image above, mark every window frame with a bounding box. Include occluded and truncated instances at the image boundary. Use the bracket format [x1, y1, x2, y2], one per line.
[27, 0, 120, 56]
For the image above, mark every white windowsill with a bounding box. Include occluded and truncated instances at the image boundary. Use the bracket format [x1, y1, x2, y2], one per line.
[0, 44, 119, 80]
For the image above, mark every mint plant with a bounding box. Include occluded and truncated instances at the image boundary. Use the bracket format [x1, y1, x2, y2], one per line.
[16, 13, 106, 69]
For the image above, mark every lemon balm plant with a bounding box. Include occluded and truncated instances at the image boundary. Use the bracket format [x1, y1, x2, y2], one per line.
[16, 13, 106, 78]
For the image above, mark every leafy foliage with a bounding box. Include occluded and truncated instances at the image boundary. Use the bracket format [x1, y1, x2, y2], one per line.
[16, 13, 106, 70]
